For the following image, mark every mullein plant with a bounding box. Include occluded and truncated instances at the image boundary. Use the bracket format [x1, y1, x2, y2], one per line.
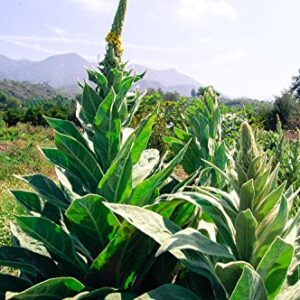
[165, 86, 229, 188]
[0, 0, 201, 299]
[109, 122, 300, 299]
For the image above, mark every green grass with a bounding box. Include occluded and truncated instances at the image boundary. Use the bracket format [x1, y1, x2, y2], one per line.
[0, 123, 55, 246]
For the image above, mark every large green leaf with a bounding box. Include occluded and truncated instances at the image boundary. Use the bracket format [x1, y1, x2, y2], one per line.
[66, 194, 119, 257]
[6, 277, 85, 300]
[55, 132, 103, 191]
[229, 266, 268, 300]
[166, 192, 238, 258]
[45, 117, 90, 150]
[135, 284, 200, 300]
[9, 223, 49, 257]
[41, 148, 89, 194]
[254, 198, 288, 264]
[255, 182, 286, 222]
[98, 135, 133, 203]
[0, 274, 29, 299]
[130, 110, 156, 165]
[11, 190, 43, 214]
[257, 237, 294, 300]
[87, 200, 183, 288]
[0, 246, 58, 278]
[216, 261, 253, 295]
[104, 203, 227, 299]
[235, 209, 257, 261]
[82, 83, 102, 123]
[239, 179, 255, 211]
[129, 143, 189, 206]
[17, 216, 87, 273]
[157, 227, 234, 259]
[20, 175, 69, 210]
[93, 89, 121, 171]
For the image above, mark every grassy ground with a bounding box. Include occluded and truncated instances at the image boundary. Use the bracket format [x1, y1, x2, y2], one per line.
[0, 123, 55, 246]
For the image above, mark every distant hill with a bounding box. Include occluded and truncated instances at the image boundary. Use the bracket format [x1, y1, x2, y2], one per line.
[0, 80, 61, 101]
[0, 53, 200, 96]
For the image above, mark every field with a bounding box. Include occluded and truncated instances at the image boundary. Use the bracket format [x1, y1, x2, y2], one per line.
[0, 122, 54, 246]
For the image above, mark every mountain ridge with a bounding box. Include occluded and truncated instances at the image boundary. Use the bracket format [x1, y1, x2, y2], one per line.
[0, 53, 200, 96]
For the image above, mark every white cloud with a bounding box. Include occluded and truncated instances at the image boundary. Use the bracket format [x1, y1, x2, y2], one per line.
[199, 37, 214, 44]
[0, 35, 189, 55]
[178, 0, 239, 21]
[66, 0, 115, 13]
[0, 38, 59, 55]
[49, 26, 69, 37]
[212, 50, 247, 65]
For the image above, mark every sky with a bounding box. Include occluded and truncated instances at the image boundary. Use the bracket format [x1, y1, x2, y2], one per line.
[0, 0, 299, 99]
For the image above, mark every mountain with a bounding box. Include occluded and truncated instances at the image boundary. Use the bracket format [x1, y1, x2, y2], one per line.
[0, 80, 61, 101]
[130, 64, 199, 94]
[0, 53, 200, 96]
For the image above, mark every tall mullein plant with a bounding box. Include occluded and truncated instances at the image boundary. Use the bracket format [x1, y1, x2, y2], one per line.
[165, 87, 229, 188]
[0, 0, 199, 298]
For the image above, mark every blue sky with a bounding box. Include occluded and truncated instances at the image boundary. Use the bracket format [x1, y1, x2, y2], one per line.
[0, 0, 299, 99]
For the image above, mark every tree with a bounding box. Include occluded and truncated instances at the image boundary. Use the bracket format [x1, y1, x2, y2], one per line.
[3, 108, 24, 127]
[291, 68, 300, 101]
[191, 88, 196, 97]
[266, 91, 300, 130]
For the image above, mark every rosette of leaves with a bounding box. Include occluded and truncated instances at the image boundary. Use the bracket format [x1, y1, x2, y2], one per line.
[165, 87, 229, 188]
[107, 122, 300, 299]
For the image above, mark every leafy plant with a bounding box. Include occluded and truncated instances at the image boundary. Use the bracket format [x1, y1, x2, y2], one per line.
[107, 122, 300, 299]
[0, 1, 197, 298]
[165, 87, 229, 188]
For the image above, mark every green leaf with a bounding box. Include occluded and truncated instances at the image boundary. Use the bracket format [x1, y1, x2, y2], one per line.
[63, 288, 133, 300]
[115, 77, 135, 108]
[129, 143, 189, 206]
[135, 284, 200, 300]
[157, 227, 234, 259]
[254, 198, 288, 264]
[93, 89, 121, 171]
[66, 194, 119, 256]
[0, 274, 29, 299]
[11, 190, 43, 214]
[235, 209, 257, 261]
[132, 149, 160, 188]
[239, 179, 255, 211]
[216, 261, 253, 295]
[255, 182, 286, 223]
[87, 200, 183, 288]
[82, 83, 102, 123]
[17, 216, 87, 273]
[20, 175, 69, 210]
[45, 117, 90, 150]
[0, 246, 57, 278]
[257, 237, 294, 300]
[229, 266, 268, 300]
[130, 110, 156, 165]
[87, 68, 108, 90]
[41, 148, 89, 194]
[123, 91, 145, 127]
[166, 192, 238, 258]
[104, 203, 227, 299]
[98, 134, 133, 203]
[6, 277, 85, 300]
[55, 132, 103, 191]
